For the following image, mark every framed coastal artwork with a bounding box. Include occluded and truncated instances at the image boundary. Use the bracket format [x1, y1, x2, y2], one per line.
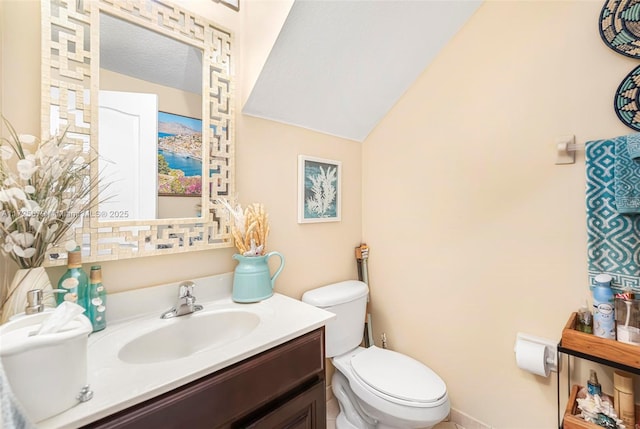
[157, 111, 202, 197]
[298, 155, 342, 223]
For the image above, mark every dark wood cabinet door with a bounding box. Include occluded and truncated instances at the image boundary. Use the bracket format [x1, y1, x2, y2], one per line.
[240, 380, 326, 429]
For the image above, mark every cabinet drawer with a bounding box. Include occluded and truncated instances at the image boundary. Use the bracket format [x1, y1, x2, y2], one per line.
[85, 328, 325, 429]
[239, 379, 326, 429]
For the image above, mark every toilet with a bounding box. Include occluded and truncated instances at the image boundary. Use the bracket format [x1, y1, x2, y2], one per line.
[302, 280, 450, 429]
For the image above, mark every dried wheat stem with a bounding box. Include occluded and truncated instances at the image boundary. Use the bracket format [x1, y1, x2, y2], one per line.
[222, 201, 270, 255]
[231, 227, 247, 254]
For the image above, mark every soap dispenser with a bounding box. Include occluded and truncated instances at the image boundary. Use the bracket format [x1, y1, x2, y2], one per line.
[25, 289, 44, 315]
[8, 289, 57, 321]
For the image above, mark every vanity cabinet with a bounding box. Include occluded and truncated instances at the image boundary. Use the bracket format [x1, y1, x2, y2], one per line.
[84, 328, 326, 429]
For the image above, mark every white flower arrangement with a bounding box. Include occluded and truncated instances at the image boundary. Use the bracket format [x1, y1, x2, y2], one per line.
[0, 116, 101, 269]
[217, 199, 270, 256]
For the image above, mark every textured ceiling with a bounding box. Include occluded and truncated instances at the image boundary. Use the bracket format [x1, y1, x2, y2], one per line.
[100, 13, 203, 95]
[243, 0, 482, 142]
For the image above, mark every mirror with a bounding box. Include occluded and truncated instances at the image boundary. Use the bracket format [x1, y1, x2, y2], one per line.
[41, 0, 235, 266]
[99, 13, 203, 220]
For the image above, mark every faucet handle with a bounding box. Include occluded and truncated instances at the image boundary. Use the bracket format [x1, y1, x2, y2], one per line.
[178, 281, 196, 299]
[160, 281, 201, 319]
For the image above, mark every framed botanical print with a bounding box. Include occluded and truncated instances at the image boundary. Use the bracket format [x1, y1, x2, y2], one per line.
[298, 155, 341, 223]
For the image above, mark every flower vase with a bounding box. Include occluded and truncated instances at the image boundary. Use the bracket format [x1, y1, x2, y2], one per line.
[0, 267, 55, 324]
[232, 252, 285, 303]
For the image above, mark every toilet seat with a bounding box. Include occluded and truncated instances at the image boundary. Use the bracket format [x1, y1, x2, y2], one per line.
[350, 346, 447, 406]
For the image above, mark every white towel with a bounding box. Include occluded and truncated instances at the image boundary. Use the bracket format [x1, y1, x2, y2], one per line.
[0, 359, 34, 429]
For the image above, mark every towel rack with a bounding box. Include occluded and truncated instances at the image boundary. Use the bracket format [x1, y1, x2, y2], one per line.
[556, 135, 583, 164]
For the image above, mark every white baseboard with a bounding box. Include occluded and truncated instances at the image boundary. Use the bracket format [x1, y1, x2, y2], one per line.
[450, 408, 491, 429]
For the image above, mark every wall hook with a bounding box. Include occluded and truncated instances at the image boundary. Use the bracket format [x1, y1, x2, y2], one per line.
[555, 135, 576, 165]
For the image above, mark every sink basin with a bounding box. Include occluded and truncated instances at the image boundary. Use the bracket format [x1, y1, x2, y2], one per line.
[118, 310, 260, 364]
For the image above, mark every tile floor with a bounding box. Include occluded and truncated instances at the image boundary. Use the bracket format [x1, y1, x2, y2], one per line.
[326, 397, 464, 429]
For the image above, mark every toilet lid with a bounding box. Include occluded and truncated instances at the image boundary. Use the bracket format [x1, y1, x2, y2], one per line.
[350, 347, 447, 404]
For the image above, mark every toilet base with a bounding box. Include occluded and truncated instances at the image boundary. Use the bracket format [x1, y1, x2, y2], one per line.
[336, 412, 360, 429]
[333, 370, 440, 429]
[333, 371, 376, 428]
[337, 410, 439, 429]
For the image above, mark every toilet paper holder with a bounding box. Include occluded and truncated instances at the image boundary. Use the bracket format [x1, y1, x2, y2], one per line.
[514, 332, 559, 374]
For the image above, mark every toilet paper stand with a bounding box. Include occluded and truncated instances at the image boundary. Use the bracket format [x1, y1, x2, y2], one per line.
[514, 332, 558, 375]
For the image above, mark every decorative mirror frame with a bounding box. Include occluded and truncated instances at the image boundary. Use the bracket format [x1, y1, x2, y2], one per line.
[41, 0, 235, 266]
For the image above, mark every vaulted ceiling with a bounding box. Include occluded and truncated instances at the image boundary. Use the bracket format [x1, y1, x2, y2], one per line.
[242, 0, 482, 142]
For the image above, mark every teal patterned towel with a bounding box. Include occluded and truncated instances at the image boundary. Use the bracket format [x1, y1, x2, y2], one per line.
[615, 133, 640, 214]
[586, 139, 640, 293]
[627, 133, 640, 160]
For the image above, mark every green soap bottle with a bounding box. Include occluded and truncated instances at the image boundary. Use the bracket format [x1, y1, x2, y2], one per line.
[56, 247, 89, 312]
[88, 265, 107, 332]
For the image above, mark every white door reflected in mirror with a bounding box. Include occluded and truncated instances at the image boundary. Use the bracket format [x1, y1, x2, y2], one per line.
[99, 90, 158, 222]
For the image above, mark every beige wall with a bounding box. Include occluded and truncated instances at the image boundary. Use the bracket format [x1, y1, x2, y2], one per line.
[100, 69, 201, 119]
[363, 0, 634, 427]
[0, 0, 42, 287]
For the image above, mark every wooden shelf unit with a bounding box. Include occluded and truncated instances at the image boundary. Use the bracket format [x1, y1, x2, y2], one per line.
[560, 312, 640, 372]
[557, 313, 640, 429]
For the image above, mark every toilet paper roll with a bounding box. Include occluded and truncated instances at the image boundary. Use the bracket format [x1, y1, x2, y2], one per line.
[515, 338, 549, 377]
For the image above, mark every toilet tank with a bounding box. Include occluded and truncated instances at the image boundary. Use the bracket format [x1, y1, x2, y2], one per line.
[301, 280, 368, 357]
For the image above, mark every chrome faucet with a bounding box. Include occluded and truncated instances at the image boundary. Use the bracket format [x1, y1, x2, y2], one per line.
[160, 281, 203, 319]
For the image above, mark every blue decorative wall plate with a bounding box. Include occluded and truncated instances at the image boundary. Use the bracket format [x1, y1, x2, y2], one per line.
[600, 0, 640, 59]
[615, 65, 640, 131]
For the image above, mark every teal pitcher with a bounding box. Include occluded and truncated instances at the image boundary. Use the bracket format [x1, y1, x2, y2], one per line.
[232, 252, 285, 303]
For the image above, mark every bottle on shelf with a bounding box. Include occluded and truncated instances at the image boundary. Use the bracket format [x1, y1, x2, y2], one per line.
[577, 300, 593, 334]
[613, 370, 635, 428]
[592, 274, 615, 339]
[615, 290, 640, 345]
[587, 369, 602, 396]
[88, 265, 107, 332]
[56, 246, 89, 313]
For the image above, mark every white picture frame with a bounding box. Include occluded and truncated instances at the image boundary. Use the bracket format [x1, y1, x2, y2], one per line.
[298, 155, 342, 223]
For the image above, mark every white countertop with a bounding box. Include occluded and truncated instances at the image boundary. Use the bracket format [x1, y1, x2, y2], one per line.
[37, 273, 334, 429]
